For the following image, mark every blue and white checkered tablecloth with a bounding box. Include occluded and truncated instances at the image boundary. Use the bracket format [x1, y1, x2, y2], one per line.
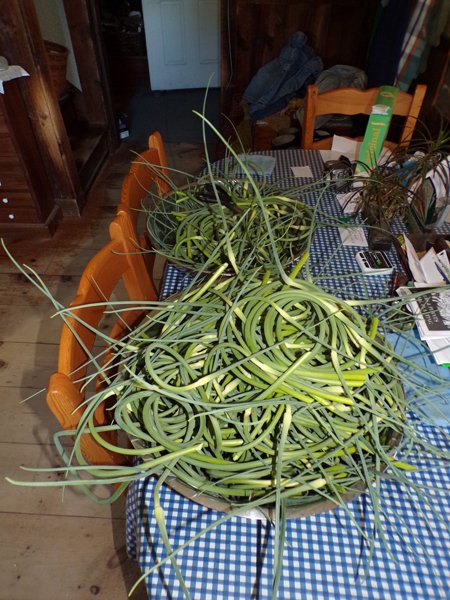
[126, 149, 450, 599]
[160, 148, 449, 301]
[126, 425, 450, 600]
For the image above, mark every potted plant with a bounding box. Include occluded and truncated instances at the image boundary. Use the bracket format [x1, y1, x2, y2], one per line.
[356, 160, 413, 250]
[347, 125, 450, 250]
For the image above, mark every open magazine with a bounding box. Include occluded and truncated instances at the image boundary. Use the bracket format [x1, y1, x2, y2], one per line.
[396, 287, 450, 364]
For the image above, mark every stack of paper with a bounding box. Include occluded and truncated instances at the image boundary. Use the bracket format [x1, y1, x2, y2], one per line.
[396, 287, 450, 365]
[322, 135, 391, 164]
[404, 235, 450, 286]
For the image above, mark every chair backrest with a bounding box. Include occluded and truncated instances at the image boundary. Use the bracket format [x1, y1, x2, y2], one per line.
[117, 147, 162, 229]
[148, 130, 171, 195]
[47, 224, 158, 465]
[301, 83, 427, 151]
[113, 146, 169, 291]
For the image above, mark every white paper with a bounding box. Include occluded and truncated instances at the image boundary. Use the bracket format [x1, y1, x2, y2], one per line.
[290, 166, 313, 178]
[329, 135, 392, 165]
[0, 58, 29, 93]
[425, 337, 450, 365]
[336, 191, 360, 214]
[420, 248, 446, 285]
[404, 235, 426, 283]
[319, 150, 342, 162]
[405, 236, 449, 286]
[338, 227, 368, 247]
[331, 135, 360, 161]
[436, 250, 450, 282]
[413, 281, 444, 288]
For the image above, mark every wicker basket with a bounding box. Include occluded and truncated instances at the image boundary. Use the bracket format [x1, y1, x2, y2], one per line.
[44, 40, 69, 98]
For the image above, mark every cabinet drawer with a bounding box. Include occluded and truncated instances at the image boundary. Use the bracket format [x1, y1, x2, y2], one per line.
[0, 133, 18, 155]
[0, 160, 29, 191]
[0, 154, 24, 172]
[0, 115, 9, 135]
[0, 191, 39, 224]
[0, 207, 41, 224]
[0, 190, 34, 209]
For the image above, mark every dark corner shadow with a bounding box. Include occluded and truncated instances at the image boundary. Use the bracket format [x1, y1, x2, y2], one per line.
[110, 496, 150, 600]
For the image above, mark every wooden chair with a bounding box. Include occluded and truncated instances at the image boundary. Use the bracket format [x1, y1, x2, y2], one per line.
[46, 221, 158, 465]
[300, 83, 427, 151]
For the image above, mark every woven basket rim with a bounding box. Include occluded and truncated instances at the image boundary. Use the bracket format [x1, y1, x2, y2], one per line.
[44, 39, 69, 56]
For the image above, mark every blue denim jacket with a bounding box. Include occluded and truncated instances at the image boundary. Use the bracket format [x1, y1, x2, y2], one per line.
[243, 31, 323, 120]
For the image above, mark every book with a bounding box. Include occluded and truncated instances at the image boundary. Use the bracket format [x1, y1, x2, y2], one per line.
[414, 290, 450, 339]
[396, 287, 450, 366]
[397, 287, 450, 339]
[397, 287, 450, 365]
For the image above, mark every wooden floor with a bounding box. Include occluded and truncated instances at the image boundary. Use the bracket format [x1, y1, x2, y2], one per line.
[0, 140, 205, 600]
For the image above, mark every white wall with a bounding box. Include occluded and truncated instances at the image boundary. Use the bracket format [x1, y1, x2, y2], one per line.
[33, 0, 81, 90]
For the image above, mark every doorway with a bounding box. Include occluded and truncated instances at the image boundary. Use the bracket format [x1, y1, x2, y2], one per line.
[100, 0, 150, 113]
[99, 0, 221, 147]
[142, 0, 220, 90]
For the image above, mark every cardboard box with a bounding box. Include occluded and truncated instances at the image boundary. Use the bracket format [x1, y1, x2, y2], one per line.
[356, 85, 398, 172]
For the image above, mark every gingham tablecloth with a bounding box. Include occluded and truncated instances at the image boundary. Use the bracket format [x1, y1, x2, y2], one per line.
[126, 149, 450, 599]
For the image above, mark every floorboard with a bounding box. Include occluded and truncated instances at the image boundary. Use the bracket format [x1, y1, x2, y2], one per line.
[0, 512, 147, 600]
[0, 124, 206, 599]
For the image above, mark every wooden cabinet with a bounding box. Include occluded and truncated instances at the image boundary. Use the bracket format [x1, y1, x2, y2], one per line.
[0, 83, 61, 234]
[0, 0, 118, 237]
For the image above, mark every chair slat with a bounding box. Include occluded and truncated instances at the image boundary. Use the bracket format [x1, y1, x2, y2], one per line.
[301, 84, 427, 150]
[48, 226, 157, 466]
